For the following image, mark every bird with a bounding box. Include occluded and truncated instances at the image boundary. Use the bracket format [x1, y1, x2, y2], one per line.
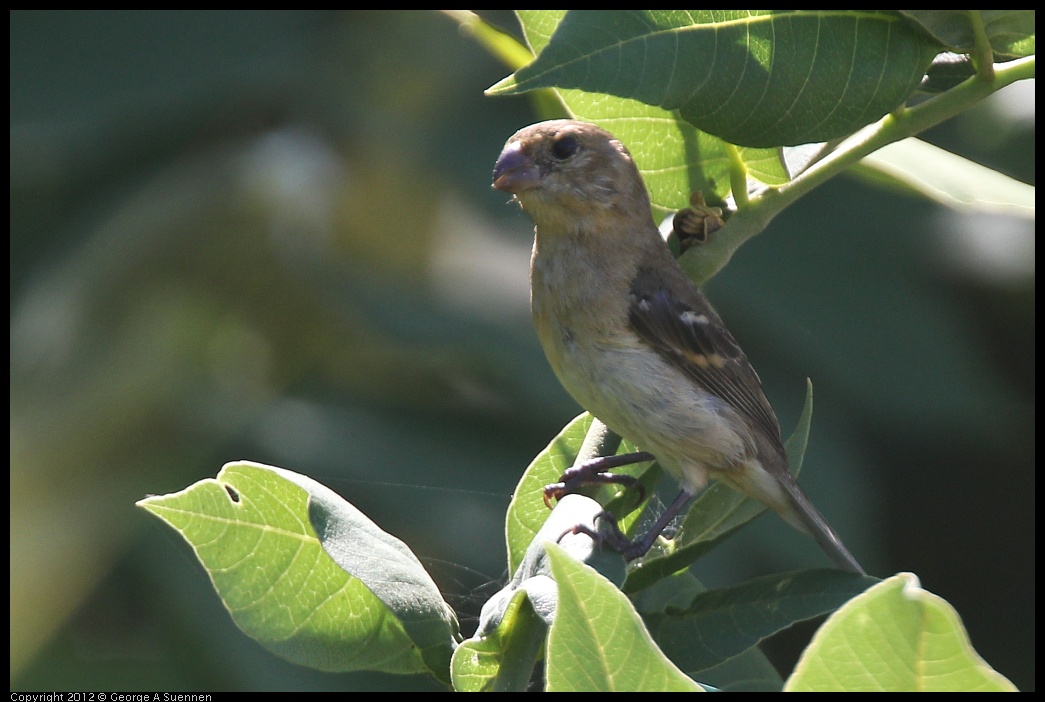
[492, 119, 864, 574]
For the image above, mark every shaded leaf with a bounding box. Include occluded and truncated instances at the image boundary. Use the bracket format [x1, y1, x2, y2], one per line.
[494, 11, 941, 147]
[631, 570, 783, 691]
[645, 569, 876, 674]
[902, 11, 1035, 58]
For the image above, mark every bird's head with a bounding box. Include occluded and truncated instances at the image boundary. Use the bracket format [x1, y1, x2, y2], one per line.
[492, 120, 651, 230]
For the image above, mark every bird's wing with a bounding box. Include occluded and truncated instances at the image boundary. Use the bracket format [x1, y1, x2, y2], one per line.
[628, 266, 783, 445]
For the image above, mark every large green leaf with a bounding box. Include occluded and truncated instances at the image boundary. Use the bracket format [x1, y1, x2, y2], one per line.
[492, 11, 941, 147]
[544, 543, 704, 692]
[137, 461, 458, 683]
[786, 573, 1018, 691]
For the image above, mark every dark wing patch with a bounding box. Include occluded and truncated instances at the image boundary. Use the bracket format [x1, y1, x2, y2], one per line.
[628, 267, 782, 444]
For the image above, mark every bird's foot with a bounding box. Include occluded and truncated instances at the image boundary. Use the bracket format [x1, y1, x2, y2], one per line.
[542, 451, 654, 508]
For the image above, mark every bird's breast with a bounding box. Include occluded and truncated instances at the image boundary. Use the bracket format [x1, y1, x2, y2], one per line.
[530, 248, 751, 490]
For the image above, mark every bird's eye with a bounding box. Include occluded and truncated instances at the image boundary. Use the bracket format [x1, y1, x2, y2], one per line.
[551, 135, 580, 160]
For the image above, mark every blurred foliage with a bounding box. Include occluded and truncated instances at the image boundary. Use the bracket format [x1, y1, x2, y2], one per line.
[10, 10, 1034, 691]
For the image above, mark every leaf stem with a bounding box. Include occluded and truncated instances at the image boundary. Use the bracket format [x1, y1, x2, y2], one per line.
[724, 143, 750, 208]
[967, 11, 996, 81]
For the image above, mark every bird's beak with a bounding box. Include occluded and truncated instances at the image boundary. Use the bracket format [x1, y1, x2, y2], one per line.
[492, 141, 539, 193]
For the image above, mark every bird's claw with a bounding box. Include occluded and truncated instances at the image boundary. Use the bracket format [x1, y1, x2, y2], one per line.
[542, 455, 648, 508]
[556, 510, 648, 562]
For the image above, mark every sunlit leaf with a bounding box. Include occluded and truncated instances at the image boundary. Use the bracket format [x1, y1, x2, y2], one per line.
[544, 544, 703, 691]
[787, 573, 1018, 691]
[451, 590, 545, 692]
[138, 461, 458, 683]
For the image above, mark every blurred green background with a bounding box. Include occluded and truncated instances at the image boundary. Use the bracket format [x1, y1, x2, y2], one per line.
[11, 11, 1034, 691]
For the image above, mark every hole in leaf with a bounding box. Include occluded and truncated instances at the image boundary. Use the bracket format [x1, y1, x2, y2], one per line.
[224, 485, 240, 503]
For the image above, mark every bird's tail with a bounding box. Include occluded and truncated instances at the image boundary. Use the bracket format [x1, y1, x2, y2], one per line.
[776, 478, 865, 575]
[719, 454, 866, 574]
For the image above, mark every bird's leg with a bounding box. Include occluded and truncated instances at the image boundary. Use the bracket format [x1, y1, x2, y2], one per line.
[561, 488, 694, 561]
[543, 451, 655, 508]
[621, 488, 693, 559]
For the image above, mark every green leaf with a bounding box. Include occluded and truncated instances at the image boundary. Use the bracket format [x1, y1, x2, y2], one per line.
[515, 9, 565, 56]
[137, 461, 458, 683]
[902, 11, 1036, 58]
[855, 137, 1035, 218]
[623, 379, 816, 592]
[644, 569, 876, 675]
[631, 570, 782, 691]
[544, 543, 704, 692]
[451, 590, 546, 692]
[493, 11, 941, 147]
[510, 11, 786, 217]
[786, 572, 1018, 691]
[690, 649, 784, 692]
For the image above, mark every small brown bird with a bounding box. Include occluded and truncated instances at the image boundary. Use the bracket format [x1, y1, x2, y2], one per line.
[493, 119, 863, 573]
